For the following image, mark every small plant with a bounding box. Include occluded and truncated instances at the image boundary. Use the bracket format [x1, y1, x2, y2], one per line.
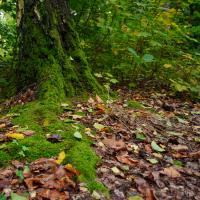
[12, 140, 29, 158]
[94, 72, 118, 100]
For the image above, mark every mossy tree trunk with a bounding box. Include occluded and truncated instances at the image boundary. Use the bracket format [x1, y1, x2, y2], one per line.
[16, 0, 102, 101]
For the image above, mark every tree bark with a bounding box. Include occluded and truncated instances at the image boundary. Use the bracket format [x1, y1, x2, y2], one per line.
[16, 0, 102, 101]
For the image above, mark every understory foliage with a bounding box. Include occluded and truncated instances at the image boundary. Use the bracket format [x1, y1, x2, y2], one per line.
[73, 0, 200, 98]
[0, 0, 200, 98]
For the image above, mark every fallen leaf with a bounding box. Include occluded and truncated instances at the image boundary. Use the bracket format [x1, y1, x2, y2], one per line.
[102, 137, 126, 151]
[128, 196, 143, 200]
[43, 119, 49, 127]
[162, 167, 181, 178]
[11, 192, 28, 200]
[23, 130, 35, 136]
[56, 151, 66, 164]
[88, 97, 95, 105]
[167, 131, 184, 136]
[6, 133, 24, 140]
[74, 131, 82, 140]
[46, 134, 63, 143]
[96, 103, 106, 113]
[116, 155, 139, 166]
[37, 189, 69, 200]
[71, 114, 83, 120]
[171, 144, 188, 152]
[147, 158, 158, 164]
[151, 141, 165, 152]
[92, 190, 101, 200]
[0, 123, 6, 129]
[135, 178, 154, 200]
[96, 95, 103, 103]
[189, 150, 200, 158]
[65, 164, 80, 176]
[85, 128, 95, 138]
[0, 194, 6, 200]
[136, 133, 146, 141]
[111, 167, 121, 175]
[93, 123, 105, 131]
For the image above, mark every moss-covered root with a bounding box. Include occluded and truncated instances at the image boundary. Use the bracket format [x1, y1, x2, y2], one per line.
[0, 101, 107, 192]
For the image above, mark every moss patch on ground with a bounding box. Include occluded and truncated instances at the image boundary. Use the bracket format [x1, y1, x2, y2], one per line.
[0, 100, 107, 192]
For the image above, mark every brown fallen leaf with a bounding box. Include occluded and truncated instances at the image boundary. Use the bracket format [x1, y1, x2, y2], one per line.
[0, 123, 6, 128]
[102, 136, 126, 151]
[116, 155, 139, 166]
[65, 164, 80, 176]
[189, 150, 200, 159]
[23, 130, 35, 136]
[0, 180, 11, 189]
[172, 152, 188, 158]
[145, 144, 152, 154]
[37, 188, 69, 200]
[171, 144, 189, 152]
[30, 158, 58, 173]
[162, 167, 181, 178]
[135, 178, 155, 200]
[97, 103, 106, 111]
[12, 160, 24, 169]
[0, 168, 14, 178]
[96, 95, 103, 103]
[88, 97, 95, 107]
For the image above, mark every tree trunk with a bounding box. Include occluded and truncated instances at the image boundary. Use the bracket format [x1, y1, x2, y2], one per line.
[16, 0, 102, 101]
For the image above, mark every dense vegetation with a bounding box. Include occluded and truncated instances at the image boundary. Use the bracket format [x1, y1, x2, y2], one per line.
[1, 0, 199, 99]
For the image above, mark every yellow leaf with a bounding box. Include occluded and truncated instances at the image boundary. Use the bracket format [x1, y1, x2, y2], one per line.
[56, 151, 65, 164]
[85, 128, 91, 132]
[164, 64, 172, 68]
[43, 119, 49, 127]
[65, 163, 80, 175]
[6, 133, 24, 140]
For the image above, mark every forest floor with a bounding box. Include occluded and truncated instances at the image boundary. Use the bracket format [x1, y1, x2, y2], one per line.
[0, 88, 200, 200]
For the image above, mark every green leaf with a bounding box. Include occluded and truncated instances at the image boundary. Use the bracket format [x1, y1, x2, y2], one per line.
[143, 54, 154, 62]
[110, 78, 118, 84]
[128, 196, 143, 200]
[22, 146, 29, 151]
[128, 47, 138, 56]
[127, 100, 143, 109]
[16, 169, 24, 181]
[136, 133, 146, 141]
[94, 73, 103, 78]
[74, 131, 82, 140]
[147, 158, 159, 164]
[170, 79, 188, 92]
[174, 83, 188, 92]
[11, 193, 28, 200]
[104, 84, 110, 90]
[0, 194, 6, 200]
[195, 138, 200, 143]
[105, 72, 113, 78]
[93, 123, 105, 131]
[151, 141, 165, 152]
[173, 160, 183, 167]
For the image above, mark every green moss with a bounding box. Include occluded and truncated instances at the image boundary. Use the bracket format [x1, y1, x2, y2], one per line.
[0, 100, 107, 193]
[127, 100, 144, 109]
[0, 151, 11, 167]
